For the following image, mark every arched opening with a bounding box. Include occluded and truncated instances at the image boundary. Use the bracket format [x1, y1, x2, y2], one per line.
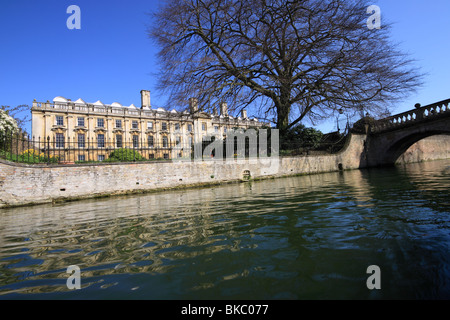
[242, 170, 251, 181]
[385, 132, 450, 165]
[396, 134, 450, 164]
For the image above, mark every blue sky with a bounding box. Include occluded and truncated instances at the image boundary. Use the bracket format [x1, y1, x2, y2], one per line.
[0, 0, 449, 134]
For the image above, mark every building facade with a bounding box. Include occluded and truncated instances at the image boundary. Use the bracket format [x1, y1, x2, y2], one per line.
[31, 90, 267, 162]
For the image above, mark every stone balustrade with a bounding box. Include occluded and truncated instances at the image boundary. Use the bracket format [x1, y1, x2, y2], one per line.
[371, 98, 450, 133]
[33, 100, 189, 118]
[31, 100, 263, 125]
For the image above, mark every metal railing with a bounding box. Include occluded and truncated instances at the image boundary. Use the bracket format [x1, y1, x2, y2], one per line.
[0, 129, 348, 165]
[0, 131, 194, 164]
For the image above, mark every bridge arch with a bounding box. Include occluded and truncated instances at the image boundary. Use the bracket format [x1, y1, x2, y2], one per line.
[384, 132, 450, 165]
[365, 99, 450, 167]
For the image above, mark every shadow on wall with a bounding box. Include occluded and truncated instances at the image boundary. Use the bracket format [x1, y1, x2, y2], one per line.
[396, 135, 450, 164]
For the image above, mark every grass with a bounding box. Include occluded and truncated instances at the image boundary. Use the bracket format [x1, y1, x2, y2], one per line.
[0, 150, 59, 164]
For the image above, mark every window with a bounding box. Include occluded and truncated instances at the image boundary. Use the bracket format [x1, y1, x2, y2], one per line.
[175, 123, 180, 131]
[78, 134, 85, 148]
[175, 136, 181, 145]
[116, 135, 123, 148]
[202, 123, 206, 131]
[98, 155, 105, 162]
[97, 134, 105, 148]
[78, 155, 85, 162]
[224, 127, 227, 133]
[77, 117, 85, 127]
[214, 126, 219, 133]
[132, 120, 139, 129]
[132, 135, 139, 148]
[147, 121, 153, 130]
[56, 116, 64, 126]
[116, 119, 122, 128]
[97, 118, 104, 128]
[162, 136, 168, 148]
[163, 153, 169, 160]
[148, 135, 154, 148]
[148, 154, 155, 159]
[55, 133, 65, 148]
[162, 122, 168, 131]
[187, 124, 193, 132]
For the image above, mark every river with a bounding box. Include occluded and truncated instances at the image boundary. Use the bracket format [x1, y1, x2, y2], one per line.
[0, 159, 449, 300]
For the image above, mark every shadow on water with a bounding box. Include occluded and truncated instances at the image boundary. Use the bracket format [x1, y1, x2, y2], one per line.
[0, 160, 449, 299]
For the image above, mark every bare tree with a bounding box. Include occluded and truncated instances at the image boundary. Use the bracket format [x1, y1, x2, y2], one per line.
[149, 0, 423, 135]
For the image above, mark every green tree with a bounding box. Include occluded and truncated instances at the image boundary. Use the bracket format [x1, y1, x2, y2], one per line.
[281, 124, 323, 151]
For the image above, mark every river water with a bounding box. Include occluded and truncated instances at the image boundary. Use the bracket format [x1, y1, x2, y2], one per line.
[0, 160, 449, 300]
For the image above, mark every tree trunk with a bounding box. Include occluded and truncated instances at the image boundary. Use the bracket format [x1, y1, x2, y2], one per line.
[277, 103, 291, 138]
[276, 86, 292, 138]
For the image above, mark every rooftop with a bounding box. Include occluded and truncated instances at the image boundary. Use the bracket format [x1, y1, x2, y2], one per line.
[32, 96, 264, 124]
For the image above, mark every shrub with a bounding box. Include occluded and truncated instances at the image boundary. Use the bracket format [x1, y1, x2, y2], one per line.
[106, 148, 145, 162]
[42, 155, 59, 163]
[21, 149, 45, 158]
[0, 149, 58, 163]
[22, 149, 59, 163]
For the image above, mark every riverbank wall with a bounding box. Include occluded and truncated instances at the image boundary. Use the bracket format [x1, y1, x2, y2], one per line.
[1, 133, 449, 208]
[0, 134, 366, 208]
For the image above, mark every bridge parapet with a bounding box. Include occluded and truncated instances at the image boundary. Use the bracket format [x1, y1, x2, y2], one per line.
[371, 98, 450, 133]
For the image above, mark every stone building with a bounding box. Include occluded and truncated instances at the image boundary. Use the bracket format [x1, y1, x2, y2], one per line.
[31, 90, 267, 162]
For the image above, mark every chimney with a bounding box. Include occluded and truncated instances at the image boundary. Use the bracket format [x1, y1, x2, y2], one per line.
[140, 90, 151, 109]
[189, 98, 198, 113]
[220, 102, 228, 116]
[241, 109, 247, 119]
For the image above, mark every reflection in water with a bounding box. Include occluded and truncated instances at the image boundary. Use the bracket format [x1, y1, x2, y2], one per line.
[0, 160, 449, 299]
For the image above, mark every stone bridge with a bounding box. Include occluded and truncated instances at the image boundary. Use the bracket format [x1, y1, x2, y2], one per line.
[365, 98, 450, 167]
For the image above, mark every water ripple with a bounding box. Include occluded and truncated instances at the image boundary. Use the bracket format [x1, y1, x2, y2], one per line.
[0, 160, 449, 299]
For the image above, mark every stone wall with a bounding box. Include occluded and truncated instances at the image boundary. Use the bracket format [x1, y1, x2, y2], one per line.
[1, 132, 448, 208]
[0, 134, 367, 208]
